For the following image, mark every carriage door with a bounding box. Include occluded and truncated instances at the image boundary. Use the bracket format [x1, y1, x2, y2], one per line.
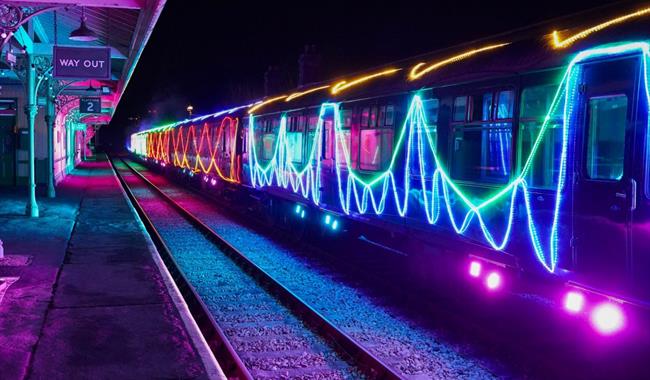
[573, 57, 639, 286]
[319, 112, 336, 205]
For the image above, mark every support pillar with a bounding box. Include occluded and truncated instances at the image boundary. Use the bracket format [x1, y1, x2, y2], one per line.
[25, 53, 39, 218]
[45, 81, 55, 198]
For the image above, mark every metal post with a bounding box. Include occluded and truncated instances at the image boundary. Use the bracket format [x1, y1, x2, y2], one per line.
[25, 53, 39, 218]
[45, 81, 55, 198]
[82, 129, 86, 161]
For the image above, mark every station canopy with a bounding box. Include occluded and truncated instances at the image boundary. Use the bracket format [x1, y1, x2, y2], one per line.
[0, 0, 165, 125]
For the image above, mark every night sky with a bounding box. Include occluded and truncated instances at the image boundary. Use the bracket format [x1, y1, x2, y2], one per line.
[106, 0, 621, 147]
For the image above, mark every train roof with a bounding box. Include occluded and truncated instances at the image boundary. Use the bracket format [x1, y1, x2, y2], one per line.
[135, 2, 650, 135]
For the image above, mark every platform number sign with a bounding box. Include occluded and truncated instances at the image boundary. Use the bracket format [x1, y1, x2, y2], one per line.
[80, 97, 101, 114]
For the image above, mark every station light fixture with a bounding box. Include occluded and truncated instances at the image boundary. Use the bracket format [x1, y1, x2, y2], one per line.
[69, 7, 98, 42]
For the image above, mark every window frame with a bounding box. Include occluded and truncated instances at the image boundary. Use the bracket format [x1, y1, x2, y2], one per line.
[449, 87, 516, 184]
[356, 101, 397, 172]
[583, 93, 629, 182]
[516, 83, 564, 190]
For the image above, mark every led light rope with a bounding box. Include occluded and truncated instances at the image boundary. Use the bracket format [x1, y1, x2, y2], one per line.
[132, 42, 650, 273]
[245, 42, 650, 273]
[141, 116, 241, 183]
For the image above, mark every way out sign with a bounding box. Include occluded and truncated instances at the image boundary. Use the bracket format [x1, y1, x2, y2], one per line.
[53, 46, 111, 80]
[80, 97, 101, 113]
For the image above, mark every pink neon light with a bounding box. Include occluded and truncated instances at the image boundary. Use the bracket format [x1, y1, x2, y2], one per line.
[563, 291, 585, 314]
[469, 261, 482, 278]
[485, 272, 502, 290]
[590, 302, 624, 335]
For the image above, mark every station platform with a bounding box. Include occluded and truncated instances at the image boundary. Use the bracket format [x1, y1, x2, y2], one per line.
[0, 155, 221, 380]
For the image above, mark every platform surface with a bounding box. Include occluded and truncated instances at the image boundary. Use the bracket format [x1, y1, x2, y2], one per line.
[0, 155, 213, 380]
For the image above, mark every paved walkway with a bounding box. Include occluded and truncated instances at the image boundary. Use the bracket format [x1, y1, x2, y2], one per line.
[0, 155, 221, 380]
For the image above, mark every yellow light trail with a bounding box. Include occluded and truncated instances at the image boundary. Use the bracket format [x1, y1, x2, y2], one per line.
[409, 43, 509, 80]
[331, 68, 401, 95]
[552, 7, 650, 49]
[248, 95, 287, 114]
[285, 85, 330, 101]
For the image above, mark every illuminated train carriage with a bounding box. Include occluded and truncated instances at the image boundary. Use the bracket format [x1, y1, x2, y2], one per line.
[131, 7, 650, 334]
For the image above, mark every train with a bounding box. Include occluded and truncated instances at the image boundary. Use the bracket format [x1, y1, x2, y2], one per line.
[129, 5, 650, 336]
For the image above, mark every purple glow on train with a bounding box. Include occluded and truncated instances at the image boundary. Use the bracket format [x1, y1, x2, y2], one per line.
[590, 302, 625, 335]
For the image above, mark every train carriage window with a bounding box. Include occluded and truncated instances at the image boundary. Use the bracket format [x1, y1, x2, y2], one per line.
[358, 103, 395, 171]
[518, 84, 563, 189]
[586, 95, 627, 180]
[385, 105, 395, 126]
[370, 106, 378, 127]
[451, 91, 513, 183]
[287, 114, 305, 164]
[496, 90, 515, 119]
[411, 98, 439, 176]
[360, 107, 370, 127]
[305, 114, 320, 161]
[337, 109, 353, 169]
[453, 96, 468, 122]
[261, 117, 279, 161]
[482, 93, 493, 121]
[360, 129, 393, 171]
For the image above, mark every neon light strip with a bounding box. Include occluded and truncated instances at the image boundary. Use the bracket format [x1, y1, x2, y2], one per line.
[409, 43, 509, 80]
[552, 7, 650, 49]
[133, 104, 251, 136]
[331, 68, 401, 95]
[286, 85, 330, 101]
[139, 116, 241, 183]
[244, 42, 650, 273]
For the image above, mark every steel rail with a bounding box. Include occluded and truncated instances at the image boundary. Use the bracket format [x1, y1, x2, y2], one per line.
[108, 155, 253, 380]
[118, 157, 404, 380]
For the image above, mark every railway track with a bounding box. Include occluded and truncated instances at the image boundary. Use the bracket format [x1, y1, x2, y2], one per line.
[109, 155, 402, 380]
[114, 157, 500, 380]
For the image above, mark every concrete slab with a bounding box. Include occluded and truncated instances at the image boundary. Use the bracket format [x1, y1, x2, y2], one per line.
[0, 156, 215, 379]
[29, 303, 207, 380]
[52, 262, 168, 308]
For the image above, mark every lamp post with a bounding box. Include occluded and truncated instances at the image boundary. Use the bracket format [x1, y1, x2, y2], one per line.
[25, 52, 39, 217]
[45, 79, 55, 198]
[186, 104, 193, 117]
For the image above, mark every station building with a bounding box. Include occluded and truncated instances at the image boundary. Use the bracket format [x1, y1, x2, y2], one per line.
[0, 1, 164, 205]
